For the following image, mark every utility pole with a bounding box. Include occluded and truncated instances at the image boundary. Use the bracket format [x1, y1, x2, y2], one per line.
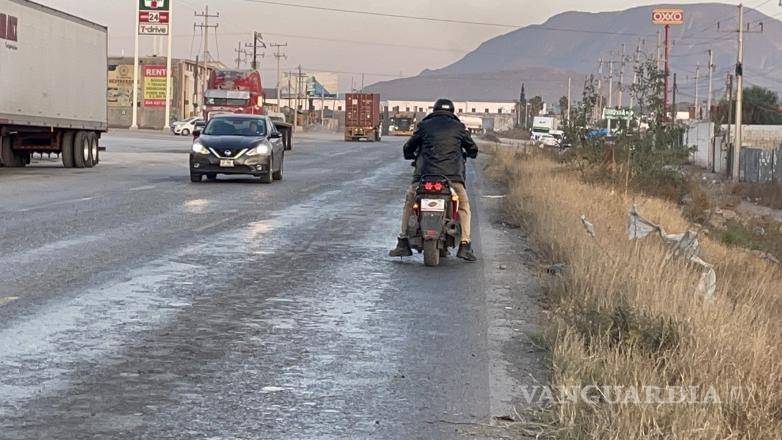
[234, 41, 246, 69]
[695, 63, 703, 119]
[607, 60, 614, 135]
[245, 32, 266, 70]
[733, 3, 745, 180]
[596, 58, 604, 123]
[270, 42, 287, 110]
[131, 0, 141, 129]
[656, 29, 661, 70]
[618, 43, 626, 108]
[672, 73, 677, 121]
[608, 60, 614, 110]
[716, 4, 761, 179]
[707, 49, 714, 122]
[287, 71, 293, 109]
[664, 24, 670, 121]
[727, 73, 734, 174]
[566, 77, 572, 125]
[194, 6, 220, 114]
[630, 40, 641, 110]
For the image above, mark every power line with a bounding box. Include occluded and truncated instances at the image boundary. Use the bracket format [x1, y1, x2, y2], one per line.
[236, 0, 658, 36]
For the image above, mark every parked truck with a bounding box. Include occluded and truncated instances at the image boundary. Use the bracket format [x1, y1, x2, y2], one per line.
[459, 115, 484, 134]
[0, 0, 107, 169]
[530, 116, 560, 141]
[345, 93, 381, 142]
[203, 69, 293, 150]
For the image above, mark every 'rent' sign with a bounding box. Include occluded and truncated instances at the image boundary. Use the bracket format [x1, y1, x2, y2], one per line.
[652, 8, 684, 25]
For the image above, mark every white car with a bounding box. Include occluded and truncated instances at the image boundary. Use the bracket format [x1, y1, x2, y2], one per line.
[172, 117, 204, 136]
[540, 134, 561, 147]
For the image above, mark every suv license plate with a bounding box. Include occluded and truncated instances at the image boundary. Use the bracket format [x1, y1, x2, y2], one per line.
[220, 160, 235, 167]
[421, 199, 446, 212]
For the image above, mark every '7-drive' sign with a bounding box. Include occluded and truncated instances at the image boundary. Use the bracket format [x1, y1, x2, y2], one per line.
[652, 8, 684, 25]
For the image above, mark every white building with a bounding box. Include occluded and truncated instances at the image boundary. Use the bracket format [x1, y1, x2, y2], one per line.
[383, 100, 517, 115]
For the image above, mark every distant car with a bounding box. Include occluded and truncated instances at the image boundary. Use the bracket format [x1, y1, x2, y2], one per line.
[538, 133, 561, 147]
[189, 114, 285, 184]
[172, 117, 204, 136]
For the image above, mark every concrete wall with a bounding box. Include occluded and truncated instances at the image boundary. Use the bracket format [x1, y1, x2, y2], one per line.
[684, 121, 714, 168]
[719, 124, 782, 150]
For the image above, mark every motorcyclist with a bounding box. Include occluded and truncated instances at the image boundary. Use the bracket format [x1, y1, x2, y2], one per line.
[389, 98, 479, 261]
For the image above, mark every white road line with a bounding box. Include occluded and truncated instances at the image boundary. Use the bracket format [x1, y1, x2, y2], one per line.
[0, 297, 19, 307]
[128, 185, 157, 192]
[192, 213, 245, 233]
[16, 196, 96, 213]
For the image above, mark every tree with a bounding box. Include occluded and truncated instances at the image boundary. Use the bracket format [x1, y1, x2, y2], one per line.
[742, 85, 782, 125]
[529, 96, 544, 118]
[559, 95, 569, 120]
[713, 86, 782, 125]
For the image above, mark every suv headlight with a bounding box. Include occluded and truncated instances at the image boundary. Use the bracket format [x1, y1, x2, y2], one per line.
[192, 140, 210, 155]
[246, 144, 270, 156]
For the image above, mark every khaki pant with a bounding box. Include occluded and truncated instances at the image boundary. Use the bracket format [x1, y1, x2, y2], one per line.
[399, 182, 471, 243]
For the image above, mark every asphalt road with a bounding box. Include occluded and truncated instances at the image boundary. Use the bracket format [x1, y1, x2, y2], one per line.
[0, 130, 544, 439]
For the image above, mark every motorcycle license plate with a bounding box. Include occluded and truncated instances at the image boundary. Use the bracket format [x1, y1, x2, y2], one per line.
[421, 199, 446, 212]
[220, 160, 235, 168]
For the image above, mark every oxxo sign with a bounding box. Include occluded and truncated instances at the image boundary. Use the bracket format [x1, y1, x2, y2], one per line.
[0, 12, 19, 42]
[652, 8, 684, 25]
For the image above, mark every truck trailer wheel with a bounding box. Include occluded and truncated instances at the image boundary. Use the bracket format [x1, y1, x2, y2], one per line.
[73, 131, 91, 169]
[1, 136, 25, 168]
[87, 132, 98, 167]
[61, 131, 75, 168]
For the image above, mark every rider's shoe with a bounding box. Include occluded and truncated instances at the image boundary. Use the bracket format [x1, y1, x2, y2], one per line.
[389, 237, 413, 257]
[457, 241, 478, 262]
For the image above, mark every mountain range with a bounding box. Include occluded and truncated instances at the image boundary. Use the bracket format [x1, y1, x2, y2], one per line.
[367, 3, 782, 104]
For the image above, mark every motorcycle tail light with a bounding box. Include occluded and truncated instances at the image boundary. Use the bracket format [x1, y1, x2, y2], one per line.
[434, 182, 443, 191]
[423, 182, 434, 191]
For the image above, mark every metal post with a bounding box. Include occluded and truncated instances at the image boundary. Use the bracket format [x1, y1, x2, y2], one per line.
[672, 73, 677, 121]
[733, 3, 745, 180]
[618, 43, 625, 108]
[163, 0, 174, 130]
[695, 64, 701, 119]
[607, 61, 613, 135]
[566, 77, 572, 125]
[630, 40, 640, 110]
[707, 49, 714, 122]
[252, 32, 258, 70]
[131, 0, 140, 129]
[664, 24, 670, 120]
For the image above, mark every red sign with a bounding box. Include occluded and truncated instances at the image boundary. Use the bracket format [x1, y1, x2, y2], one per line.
[139, 11, 169, 24]
[0, 13, 19, 42]
[652, 8, 684, 25]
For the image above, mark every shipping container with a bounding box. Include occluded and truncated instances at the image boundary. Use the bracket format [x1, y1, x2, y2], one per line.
[0, 0, 108, 168]
[344, 93, 381, 142]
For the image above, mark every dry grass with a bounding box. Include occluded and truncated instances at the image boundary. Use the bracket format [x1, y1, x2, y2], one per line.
[484, 146, 782, 439]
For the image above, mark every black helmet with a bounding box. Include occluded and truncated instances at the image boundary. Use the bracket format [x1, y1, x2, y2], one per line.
[433, 98, 455, 113]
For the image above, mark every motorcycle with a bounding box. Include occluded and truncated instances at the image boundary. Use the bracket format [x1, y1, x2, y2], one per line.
[407, 175, 461, 267]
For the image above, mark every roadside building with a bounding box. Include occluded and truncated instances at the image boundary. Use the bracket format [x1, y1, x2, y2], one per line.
[107, 57, 224, 129]
[382, 100, 517, 116]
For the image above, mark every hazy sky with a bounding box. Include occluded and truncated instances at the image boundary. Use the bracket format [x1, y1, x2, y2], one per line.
[33, 0, 780, 89]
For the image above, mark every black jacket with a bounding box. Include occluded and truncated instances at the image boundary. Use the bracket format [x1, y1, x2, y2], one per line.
[403, 111, 479, 183]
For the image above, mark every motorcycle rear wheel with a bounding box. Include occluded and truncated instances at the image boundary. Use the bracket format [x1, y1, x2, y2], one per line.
[423, 241, 440, 267]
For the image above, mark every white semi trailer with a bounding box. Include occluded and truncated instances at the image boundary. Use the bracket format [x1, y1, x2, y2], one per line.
[0, 0, 108, 168]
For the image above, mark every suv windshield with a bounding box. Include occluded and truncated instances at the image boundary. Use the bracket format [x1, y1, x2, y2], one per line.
[204, 117, 267, 137]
